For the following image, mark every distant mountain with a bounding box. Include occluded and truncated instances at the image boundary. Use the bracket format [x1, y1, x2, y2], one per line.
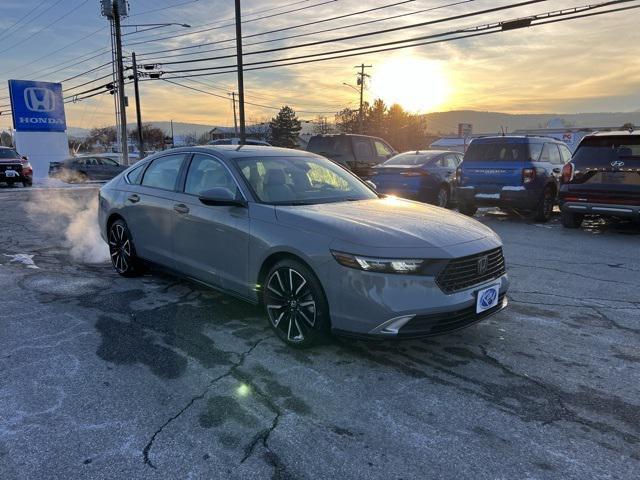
[66, 111, 640, 138]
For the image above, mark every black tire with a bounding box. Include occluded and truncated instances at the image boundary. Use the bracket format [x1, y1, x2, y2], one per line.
[435, 185, 450, 208]
[458, 202, 477, 216]
[263, 259, 330, 348]
[22, 180, 32, 187]
[108, 219, 142, 277]
[533, 186, 555, 222]
[561, 211, 584, 228]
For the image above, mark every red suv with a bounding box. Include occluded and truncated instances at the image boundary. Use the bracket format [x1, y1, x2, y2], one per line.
[559, 131, 640, 227]
[0, 147, 33, 187]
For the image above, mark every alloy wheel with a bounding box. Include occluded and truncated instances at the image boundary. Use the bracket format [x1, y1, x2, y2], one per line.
[108, 223, 132, 274]
[265, 268, 316, 343]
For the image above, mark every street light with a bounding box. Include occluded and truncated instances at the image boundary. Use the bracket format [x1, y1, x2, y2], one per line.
[342, 82, 359, 93]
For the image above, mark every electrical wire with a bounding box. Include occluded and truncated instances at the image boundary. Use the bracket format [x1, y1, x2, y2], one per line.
[0, 0, 50, 43]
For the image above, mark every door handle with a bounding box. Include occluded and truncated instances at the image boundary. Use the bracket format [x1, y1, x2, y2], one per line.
[127, 194, 140, 203]
[174, 203, 190, 214]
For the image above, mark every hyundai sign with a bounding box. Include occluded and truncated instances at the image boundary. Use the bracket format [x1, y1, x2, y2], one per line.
[8, 80, 66, 132]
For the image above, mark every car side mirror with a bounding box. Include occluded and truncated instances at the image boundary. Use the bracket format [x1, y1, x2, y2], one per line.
[365, 180, 377, 191]
[21, 156, 28, 161]
[198, 187, 246, 207]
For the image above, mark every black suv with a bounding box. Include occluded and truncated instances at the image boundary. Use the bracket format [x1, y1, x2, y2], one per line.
[559, 131, 640, 227]
[0, 147, 32, 187]
[306, 134, 397, 177]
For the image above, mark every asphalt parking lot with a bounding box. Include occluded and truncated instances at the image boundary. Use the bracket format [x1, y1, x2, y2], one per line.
[1, 186, 638, 480]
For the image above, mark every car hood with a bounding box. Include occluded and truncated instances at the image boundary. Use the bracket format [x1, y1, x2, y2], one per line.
[274, 198, 496, 249]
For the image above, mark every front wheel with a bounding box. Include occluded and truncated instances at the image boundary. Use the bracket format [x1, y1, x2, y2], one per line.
[263, 259, 330, 348]
[560, 211, 584, 228]
[108, 219, 142, 277]
[435, 185, 450, 208]
[533, 187, 555, 222]
[458, 202, 477, 216]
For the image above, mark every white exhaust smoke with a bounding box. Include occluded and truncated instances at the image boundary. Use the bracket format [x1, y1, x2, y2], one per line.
[26, 189, 109, 264]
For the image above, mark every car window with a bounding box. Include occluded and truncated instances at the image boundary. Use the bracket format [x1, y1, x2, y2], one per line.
[184, 154, 240, 196]
[126, 162, 147, 185]
[374, 140, 393, 157]
[0, 149, 20, 159]
[353, 138, 374, 160]
[100, 157, 119, 166]
[528, 143, 543, 161]
[443, 154, 458, 168]
[541, 143, 562, 164]
[464, 142, 527, 162]
[235, 155, 377, 204]
[559, 144, 572, 163]
[141, 154, 184, 190]
[456, 154, 464, 165]
[384, 152, 440, 166]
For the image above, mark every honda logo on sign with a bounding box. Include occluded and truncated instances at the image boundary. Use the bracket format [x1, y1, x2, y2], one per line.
[24, 87, 56, 112]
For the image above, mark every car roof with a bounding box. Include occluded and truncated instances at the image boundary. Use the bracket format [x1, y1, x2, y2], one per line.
[471, 136, 560, 144]
[310, 133, 385, 141]
[159, 145, 317, 160]
[587, 130, 640, 137]
[397, 150, 455, 155]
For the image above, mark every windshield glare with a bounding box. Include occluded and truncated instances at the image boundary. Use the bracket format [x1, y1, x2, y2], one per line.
[383, 152, 440, 166]
[236, 156, 377, 205]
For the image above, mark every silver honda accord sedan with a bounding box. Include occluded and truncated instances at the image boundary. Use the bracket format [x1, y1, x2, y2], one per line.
[98, 145, 508, 347]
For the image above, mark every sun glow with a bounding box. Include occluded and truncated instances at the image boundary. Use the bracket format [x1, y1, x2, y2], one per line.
[369, 57, 451, 113]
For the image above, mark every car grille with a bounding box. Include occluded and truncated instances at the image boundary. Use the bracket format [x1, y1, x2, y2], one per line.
[398, 293, 506, 337]
[436, 247, 506, 294]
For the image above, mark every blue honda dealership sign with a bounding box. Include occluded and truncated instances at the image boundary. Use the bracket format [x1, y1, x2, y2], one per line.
[8, 80, 66, 132]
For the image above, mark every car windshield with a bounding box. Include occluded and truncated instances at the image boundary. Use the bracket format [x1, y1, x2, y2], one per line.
[235, 155, 377, 205]
[573, 136, 640, 165]
[465, 142, 529, 162]
[0, 149, 20, 159]
[383, 152, 441, 166]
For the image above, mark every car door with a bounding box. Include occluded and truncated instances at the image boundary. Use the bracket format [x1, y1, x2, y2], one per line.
[98, 156, 125, 180]
[120, 153, 187, 268]
[171, 152, 250, 297]
[351, 137, 375, 176]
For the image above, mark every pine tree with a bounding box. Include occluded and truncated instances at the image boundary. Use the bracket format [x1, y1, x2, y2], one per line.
[268, 106, 302, 148]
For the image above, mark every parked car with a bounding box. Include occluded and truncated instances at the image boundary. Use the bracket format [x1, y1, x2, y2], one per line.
[306, 134, 397, 177]
[99, 145, 508, 347]
[0, 147, 32, 187]
[49, 154, 128, 182]
[559, 131, 640, 228]
[455, 136, 572, 222]
[208, 138, 271, 146]
[369, 150, 463, 208]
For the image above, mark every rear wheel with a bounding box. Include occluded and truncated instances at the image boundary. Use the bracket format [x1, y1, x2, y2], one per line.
[108, 219, 142, 277]
[458, 202, 477, 216]
[263, 259, 330, 348]
[533, 187, 555, 222]
[22, 179, 32, 187]
[436, 185, 450, 208]
[561, 211, 584, 228]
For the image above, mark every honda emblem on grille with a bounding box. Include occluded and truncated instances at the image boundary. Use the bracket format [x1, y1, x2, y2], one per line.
[477, 255, 489, 274]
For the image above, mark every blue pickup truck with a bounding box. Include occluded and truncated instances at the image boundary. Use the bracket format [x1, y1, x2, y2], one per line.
[455, 136, 572, 222]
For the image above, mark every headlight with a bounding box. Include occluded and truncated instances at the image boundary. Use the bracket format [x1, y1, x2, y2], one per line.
[331, 251, 425, 274]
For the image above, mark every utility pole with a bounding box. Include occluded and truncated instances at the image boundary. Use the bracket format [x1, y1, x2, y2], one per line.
[131, 52, 144, 159]
[170, 120, 174, 147]
[112, 1, 129, 165]
[230, 92, 238, 137]
[234, 0, 246, 143]
[355, 63, 372, 134]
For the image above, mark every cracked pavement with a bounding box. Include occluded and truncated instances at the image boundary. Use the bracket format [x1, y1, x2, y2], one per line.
[0, 187, 639, 479]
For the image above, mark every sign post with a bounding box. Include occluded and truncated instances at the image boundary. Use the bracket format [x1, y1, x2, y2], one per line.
[8, 79, 69, 181]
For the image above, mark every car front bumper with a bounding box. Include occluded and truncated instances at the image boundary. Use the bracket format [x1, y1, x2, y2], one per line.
[560, 201, 640, 219]
[326, 260, 509, 339]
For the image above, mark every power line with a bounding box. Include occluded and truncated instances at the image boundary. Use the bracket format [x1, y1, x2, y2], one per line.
[157, 1, 640, 80]
[136, 0, 420, 59]
[124, 0, 340, 47]
[0, 0, 50, 43]
[146, 0, 550, 67]
[138, 0, 475, 62]
[0, 0, 91, 54]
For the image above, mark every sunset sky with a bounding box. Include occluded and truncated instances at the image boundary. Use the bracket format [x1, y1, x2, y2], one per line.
[1, 0, 639, 131]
